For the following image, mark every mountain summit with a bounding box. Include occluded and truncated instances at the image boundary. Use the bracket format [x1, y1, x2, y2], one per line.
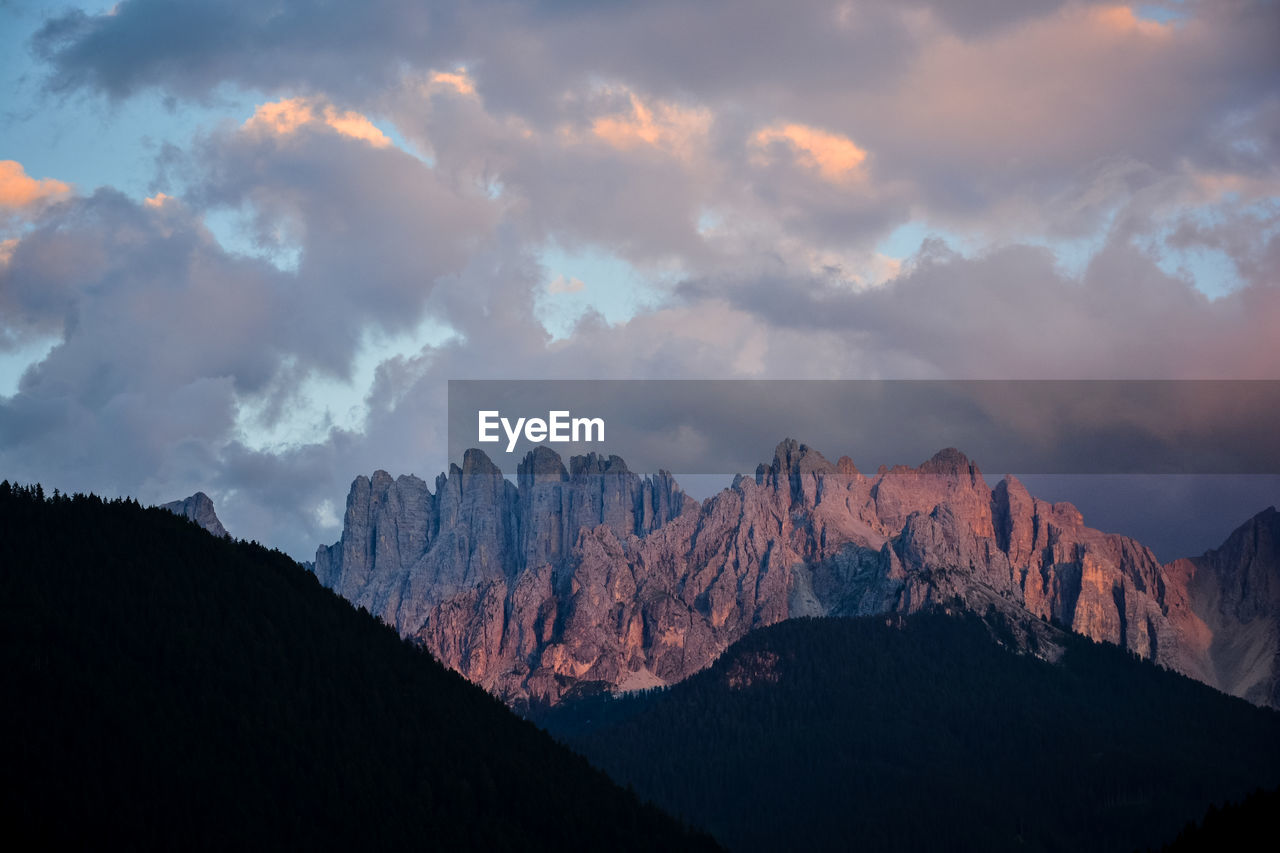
[314, 441, 1280, 707]
[160, 491, 229, 538]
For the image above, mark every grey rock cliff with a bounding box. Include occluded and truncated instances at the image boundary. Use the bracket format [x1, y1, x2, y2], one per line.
[160, 492, 229, 539]
[1165, 507, 1280, 707]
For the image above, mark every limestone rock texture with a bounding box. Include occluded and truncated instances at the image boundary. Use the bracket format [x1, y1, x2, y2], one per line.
[1165, 507, 1280, 708]
[160, 492, 229, 539]
[313, 440, 1280, 708]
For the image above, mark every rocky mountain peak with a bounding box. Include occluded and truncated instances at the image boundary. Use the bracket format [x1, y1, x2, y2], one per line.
[753, 438, 839, 506]
[771, 438, 835, 474]
[569, 452, 630, 476]
[1233, 505, 1279, 544]
[518, 446, 569, 483]
[461, 447, 503, 477]
[160, 492, 229, 538]
[1162, 504, 1280, 707]
[919, 447, 980, 481]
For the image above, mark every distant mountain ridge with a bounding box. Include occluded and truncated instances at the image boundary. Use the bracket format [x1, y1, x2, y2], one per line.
[313, 440, 1280, 707]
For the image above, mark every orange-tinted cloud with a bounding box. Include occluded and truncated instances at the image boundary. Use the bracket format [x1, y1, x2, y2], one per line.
[429, 68, 476, 96]
[1092, 5, 1175, 39]
[243, 98, 391, 148]
[1189, 170, 1280, 204]
[243, 98, 316, 136]
[0, 161, 72, 209]
[750, 123, 867, 182]
[869, 2, 1186, 170]
[587, 90, 711, 160]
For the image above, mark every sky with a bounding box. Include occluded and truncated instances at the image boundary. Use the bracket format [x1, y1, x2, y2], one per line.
[1, 0, 1278, 561]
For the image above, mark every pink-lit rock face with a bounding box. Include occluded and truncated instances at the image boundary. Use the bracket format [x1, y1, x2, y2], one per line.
[315, 441, 1280, 708]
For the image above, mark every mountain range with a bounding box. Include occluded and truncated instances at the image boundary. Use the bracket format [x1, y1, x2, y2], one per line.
[311, 439, 1280, 708]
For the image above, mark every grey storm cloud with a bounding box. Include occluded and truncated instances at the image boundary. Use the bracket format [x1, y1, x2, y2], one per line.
[32, 0, 453, 101]
[31, 0, 918, 105]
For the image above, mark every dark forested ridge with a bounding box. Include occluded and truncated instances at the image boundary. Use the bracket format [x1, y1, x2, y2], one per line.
[0, 483, 716, 851]
[1158, 786, 1280, 851]
[538, 612, 1280, 853]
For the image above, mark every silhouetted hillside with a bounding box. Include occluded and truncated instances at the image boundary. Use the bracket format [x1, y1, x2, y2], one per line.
[538, 612, 1280, 853]
[0, 482, 716, 851]
[1159, 786, 1280, 851]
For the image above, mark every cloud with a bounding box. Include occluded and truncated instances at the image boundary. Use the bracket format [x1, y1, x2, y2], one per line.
[1090, 4, 1174, 39]
[5, 163, 1274, 558]
[243, 97, 391, 148]
[8, 0, 1278, 562]
[843, 1, 1279, 223]
[0, 114, 499, 554]
[31, 0, 450, 101]
[749, 123, 868, 183]
[427, 68, 476, 97]
[679, 231, 1280, 379]
[0, 161, 72, 210]
[585, 88, 712, 161]
[547, 274, 585, 294]
[30, 1, 1279, 240]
